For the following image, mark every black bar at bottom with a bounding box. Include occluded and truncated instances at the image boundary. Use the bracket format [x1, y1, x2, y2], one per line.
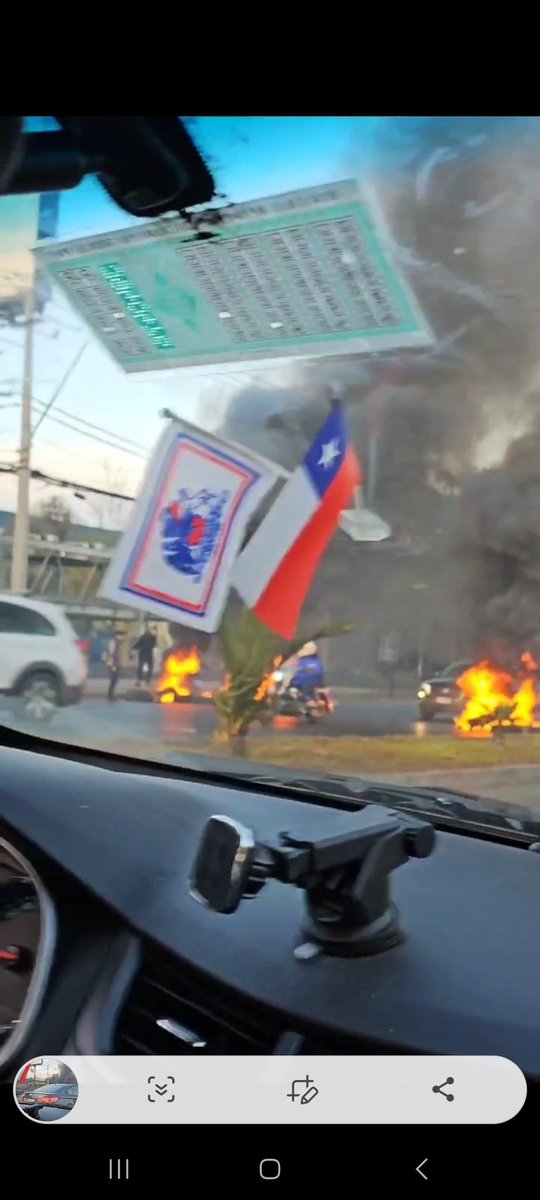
[1, 1123, 531, 1187]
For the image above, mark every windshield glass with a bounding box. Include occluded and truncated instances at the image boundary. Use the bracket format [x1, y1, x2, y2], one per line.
[2, 116, 540, 827]
[31, 1084, 66, 1093]
[438, 662, 471, 679]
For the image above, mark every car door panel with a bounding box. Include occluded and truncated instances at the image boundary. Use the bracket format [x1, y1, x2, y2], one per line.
[0, 602, 55, 690]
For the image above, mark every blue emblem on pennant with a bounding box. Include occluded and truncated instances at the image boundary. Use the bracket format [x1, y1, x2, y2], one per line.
[161, 488, 229, 583]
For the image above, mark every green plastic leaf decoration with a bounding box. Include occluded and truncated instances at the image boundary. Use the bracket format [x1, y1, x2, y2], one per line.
[214, 598, 355, 744]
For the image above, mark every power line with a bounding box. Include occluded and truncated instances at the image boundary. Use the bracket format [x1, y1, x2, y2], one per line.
[1, 403, 146, 461]
[30, 412, 146, 458]
[4, 365, 148, 455]
[35, 402, 147, 451]
[0, 463, 135, 502]
[31, 343, 89, 436]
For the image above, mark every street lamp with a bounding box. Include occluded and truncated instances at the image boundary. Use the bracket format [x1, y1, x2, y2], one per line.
[412, 582, 430, 679]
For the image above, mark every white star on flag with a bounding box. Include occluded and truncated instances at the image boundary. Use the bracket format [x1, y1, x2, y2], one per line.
[318, 438, 340, 469]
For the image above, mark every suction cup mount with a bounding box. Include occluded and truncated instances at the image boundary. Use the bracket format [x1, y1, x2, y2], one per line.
[190, 806, 435, 958]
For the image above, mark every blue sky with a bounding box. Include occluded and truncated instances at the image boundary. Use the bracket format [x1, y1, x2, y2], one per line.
[0, 117, 380, 521]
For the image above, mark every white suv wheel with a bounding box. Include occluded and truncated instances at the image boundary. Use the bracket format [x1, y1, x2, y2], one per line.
[22, 675, 59, 721]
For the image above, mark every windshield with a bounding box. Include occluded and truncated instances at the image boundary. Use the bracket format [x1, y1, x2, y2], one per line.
[31, 1084, 66, 1094]
[438, 662, 472, 679]
[2, 116, 540, 827]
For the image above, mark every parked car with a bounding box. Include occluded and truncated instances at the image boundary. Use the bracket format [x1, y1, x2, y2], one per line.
[417, 660, 474, 721]
[0, 595, 87, 719]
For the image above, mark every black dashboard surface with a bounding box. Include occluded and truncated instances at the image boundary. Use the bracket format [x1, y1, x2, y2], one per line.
[1, 744, 539, 1075]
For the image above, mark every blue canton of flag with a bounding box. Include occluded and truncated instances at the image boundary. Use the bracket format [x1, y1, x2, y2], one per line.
[303, 406, 348, 499]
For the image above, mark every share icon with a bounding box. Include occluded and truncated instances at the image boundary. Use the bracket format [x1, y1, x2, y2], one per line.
[432, 1076, 454, 1101]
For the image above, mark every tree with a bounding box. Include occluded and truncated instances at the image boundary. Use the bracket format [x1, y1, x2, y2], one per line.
[85, 458, 132, 530]
[214, 598, 355, 752]
[54, 1061, 77, 1085]
[31, 492, 72, 541]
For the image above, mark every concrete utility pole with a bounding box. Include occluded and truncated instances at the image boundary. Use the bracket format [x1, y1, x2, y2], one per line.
[10, 283, 34, 592]
[9, 290, 87, 591]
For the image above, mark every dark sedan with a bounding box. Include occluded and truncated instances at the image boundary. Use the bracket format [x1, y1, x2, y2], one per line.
[417, 660, 474, 721]
[17, 1082, 78, 1115]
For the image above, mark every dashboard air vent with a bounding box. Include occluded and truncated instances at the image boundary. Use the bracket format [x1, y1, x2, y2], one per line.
[114, 949, 285, 1055]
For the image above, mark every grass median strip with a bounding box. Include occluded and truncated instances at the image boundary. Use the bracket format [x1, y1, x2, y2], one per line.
[199, 734, 540, 773]
[72, 731, 540, 774]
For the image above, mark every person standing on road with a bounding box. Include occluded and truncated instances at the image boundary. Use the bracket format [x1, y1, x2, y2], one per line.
[105, 630, 126, 702]
[378, 631, 399, 697]
[133, 625, 157, 685]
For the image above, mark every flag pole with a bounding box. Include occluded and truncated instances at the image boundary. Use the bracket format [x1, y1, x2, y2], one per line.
[328, 380, 364, 505]
[329, 381, 391, 542]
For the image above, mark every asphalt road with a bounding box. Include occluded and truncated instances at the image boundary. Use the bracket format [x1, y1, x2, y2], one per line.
[0, 693, 452, 747]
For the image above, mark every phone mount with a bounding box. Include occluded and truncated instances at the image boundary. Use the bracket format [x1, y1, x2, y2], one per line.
[190, 807, 435, 958]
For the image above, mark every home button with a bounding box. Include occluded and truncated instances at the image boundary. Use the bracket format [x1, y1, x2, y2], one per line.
[259, 1159, 281, 1180]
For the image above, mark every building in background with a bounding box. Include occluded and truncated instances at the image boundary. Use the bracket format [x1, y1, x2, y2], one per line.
[0, 190, 60, 324]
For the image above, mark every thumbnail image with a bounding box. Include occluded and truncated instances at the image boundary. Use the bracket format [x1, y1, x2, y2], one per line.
[14, 1057, 79, 1122]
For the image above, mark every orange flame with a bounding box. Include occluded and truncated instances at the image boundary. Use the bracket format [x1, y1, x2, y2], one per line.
[455, 657, 540, 737]
[156, 647, 201, 703]
[254, 656, 283, 703]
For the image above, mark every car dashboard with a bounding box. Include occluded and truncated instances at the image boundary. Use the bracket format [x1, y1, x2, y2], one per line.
[0, 742, 540, 1080]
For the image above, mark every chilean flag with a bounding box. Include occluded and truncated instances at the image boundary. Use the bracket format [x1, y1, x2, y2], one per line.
[232, 404, 362, 639]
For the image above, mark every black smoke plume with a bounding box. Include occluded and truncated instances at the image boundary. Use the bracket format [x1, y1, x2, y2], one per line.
[218, 118, 540, 663]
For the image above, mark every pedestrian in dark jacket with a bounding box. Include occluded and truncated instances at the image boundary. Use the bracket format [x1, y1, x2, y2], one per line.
[133, 626, 157, 684]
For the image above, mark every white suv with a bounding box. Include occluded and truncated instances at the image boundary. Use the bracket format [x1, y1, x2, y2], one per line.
[0, 595, 87, 717]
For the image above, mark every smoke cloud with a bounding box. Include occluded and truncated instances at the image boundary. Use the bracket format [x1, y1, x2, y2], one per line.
[218, 118, 540, 663]
[450, 420, 540, 662]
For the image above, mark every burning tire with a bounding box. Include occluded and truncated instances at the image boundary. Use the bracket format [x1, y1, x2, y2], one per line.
[156, 647, 202, 704]
[454, 655, 540, 736]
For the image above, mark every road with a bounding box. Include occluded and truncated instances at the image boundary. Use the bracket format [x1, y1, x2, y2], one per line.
[0, 692, 451, 749]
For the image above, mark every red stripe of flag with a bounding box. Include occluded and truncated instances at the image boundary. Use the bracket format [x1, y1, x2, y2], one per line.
[254, 446, 361, 639]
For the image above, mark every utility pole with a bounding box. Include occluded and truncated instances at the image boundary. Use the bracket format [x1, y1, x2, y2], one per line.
[364, 358, 403, 507]
[10, 283, 34, 592]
